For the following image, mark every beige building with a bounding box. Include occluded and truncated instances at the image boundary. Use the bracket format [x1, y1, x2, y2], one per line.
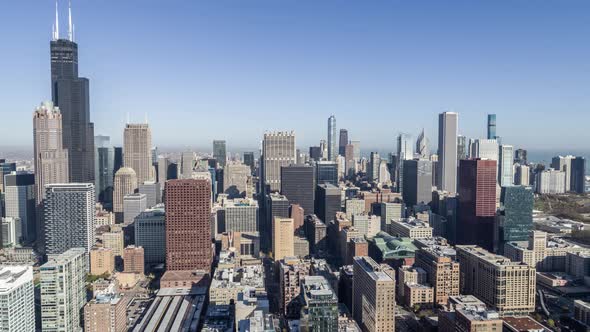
[90, 248, 114, 276]
[33, 101, 69, 204]
[404, 283, 434, 308]
[345, 199, 365, 219]
[223, 162, 251, 198]
[272, 217, 294, 261]
[95, 204, 115, 227]
[279, 257, 310, 318]
[124, 123, 153, 184]
[439, 307, 503, 332]
[457, 245, 536, 316]
[102, 231, 124, 256]
[387, 218, 433, 239]
[397, 265, 427, 302]
[414, 244, 460, 305]
[83, 284, 128, 332]
[123, 246, 144, 275]
[113, 167, 138, 221]
[352, 256, 396, 332]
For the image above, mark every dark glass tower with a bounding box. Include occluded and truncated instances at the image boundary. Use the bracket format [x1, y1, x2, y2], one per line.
[487, 114, 497, 139]
[280, 165, 315, 215]
[338, 129, 348, 156]
[496, 186, 533, 253]
[50, 12, 95, 183]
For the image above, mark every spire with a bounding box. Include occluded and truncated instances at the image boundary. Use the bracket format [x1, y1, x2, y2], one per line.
[53, 0, 59, 41]
[68, 0, 73, 41]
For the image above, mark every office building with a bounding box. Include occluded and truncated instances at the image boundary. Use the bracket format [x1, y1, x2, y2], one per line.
[380, 201, 405, 230]
[0, 266, 35, 332]
[124, 123, 153, 184]
[414, 244, 460, 305]
[1, 217, 21, 247]
[165, 179, 212, 271]
[44, 183, 95, 255]
[551, 155, 575, 192]
[223, 162, 250, 198]
[498, 145, 514, 186]
[281, 164, 315, 215]
[327, 115, 337, 161]
[134, 206, 166, 264]
[456, 245, 536, 316]
[213, 140, 227, 167]
[315, 183, 340, 224]
[3, 172, 35, 245]
[50, 11, 95, 184]
[514, 164, 530, 186]
[0, 160, 16, 194]
[90, 247, 114, 276]
[138, 181, 161, 208]
[305, 214, 327, 255]
[102, 230, 124, 257]
[338, 129, 348, 156]
[571, 157, 587, 194]
[457, 159, 497, 251]
[243, 152, 255, 173]
[396, 133, 414, 190]
[437, 112, 458, 193]
[180, 151, 195, 178]
[315, 161, 338, 186]
[216, 197, 259, 233]
[402, 159, 433, 207]
[352, 256, 396, 332]
[487, 114, 496, 139]
[397, 266, 427, 302]
[156, 156, 170, 184]
[496, 186, 533, 253]
[113, 147, 123, 175]
[262, 131, 296, 192]
[95, 142, 114, 210]
[113, 167, 138, 222]
[264, 193, 290, 251]
[123, 193, 147, 224]
[345, 198, 365, 219]
[470, 139, 499, 161]
[309, 146, 322, 161]
[300, 276, 339, 331]
[273, 218, 294, 261]
[83, 287, 128, 332]
[352, 214, 380, 238]
[416, 129, 430, 159]
[515, 149, 528, 165]
[40, 248, 87, 332]
[536, 169, 566, 194]
[123, 245, 144, 275]
[33, 101, 69, 206]
[367, 152, 380, 182]
[280, 257, 310, 318]
[457, 135, 467, 160]
[439, 306, 503, 332]
[388, 218, 433, 239]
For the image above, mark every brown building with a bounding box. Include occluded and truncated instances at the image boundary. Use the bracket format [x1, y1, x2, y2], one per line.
[83, 291, 128, 332]
[165, 179, 212, 271]
[89, 247, 114, 276]
[339, 227, 360, 266]
[160, 270, 209, 289]
[414, 245, 460, 305]
[273, 217, 294, 261]
[457, 159, 497, 251]
[123, 245, 144, 275]
[279, 257, 310, 318]
[290, 204, 305, 232]
[404, 283, 434, 308]
[352, 256, 396, 332]
[346, 237, 368, 266]
[397, 265, 427, 302]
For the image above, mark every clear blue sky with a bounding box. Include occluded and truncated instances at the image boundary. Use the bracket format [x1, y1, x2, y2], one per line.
[1, 0, 589, 152]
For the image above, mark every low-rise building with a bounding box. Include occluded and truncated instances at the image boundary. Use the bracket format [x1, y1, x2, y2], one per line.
[84, 283, 128, 332]
[90, 247, 114, 276]
[387, 217, 433, 239]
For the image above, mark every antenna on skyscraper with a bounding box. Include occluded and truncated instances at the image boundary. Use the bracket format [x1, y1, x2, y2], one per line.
[68, 0, 73, 41]
[53, 0, 59, 41]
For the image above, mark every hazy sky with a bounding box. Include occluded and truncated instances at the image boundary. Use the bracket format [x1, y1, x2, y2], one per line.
[1, 1, 589, 152]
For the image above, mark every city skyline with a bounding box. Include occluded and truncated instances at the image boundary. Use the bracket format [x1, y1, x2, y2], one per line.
[1, 1, 590, 151]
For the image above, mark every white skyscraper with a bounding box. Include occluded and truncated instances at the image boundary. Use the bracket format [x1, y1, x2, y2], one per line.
[536, 169, 566, 194]
[471, 139, 499, 161]
[124, 123, 154, 184]
[0, 266, 35, 332]
[551, 155, 575, 192]
[262, 131, 296, 192]
[44, 183, 95, 255]
[40, 248, 87, 332]
[328, 115, 337, 161]
[499, 145, 514, 187]
[437, 112, 458, 193]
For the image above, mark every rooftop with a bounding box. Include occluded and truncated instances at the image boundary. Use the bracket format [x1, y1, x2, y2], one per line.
[0, 266, 32, 293]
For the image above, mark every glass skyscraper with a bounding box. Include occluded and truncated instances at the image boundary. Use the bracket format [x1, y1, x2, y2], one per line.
[496, 185, 533, 253]
[487, 114, 497, 139]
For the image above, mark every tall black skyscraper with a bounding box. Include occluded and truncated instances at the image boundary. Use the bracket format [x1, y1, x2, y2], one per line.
[571, 157, 587, 194]
[280, 165, 315, 215]
[338, 129, 348, 156]
[402, 159, 433, 208]
[50, 3, 94, 183]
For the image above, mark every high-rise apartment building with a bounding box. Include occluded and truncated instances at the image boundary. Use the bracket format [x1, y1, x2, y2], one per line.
[113, 167, 138, 222]
[273, 218, 294, 261]
[300, 276, 339, 331]
[44, 183, 95, 255]
[165, 179, 212, 271]
[456, 245, 536, 316]
[33, 101, 69, 207]
[402, 159, 433, 207]
[124, 123, 153, 184]
[498, 145, 514, 186]
[0, 266, 35, 332]
[280, 165, 315, 215]
[457, 159, 497, 251]
[487, 114, 496, 139]
[213, 140, 227, 168]
[262, 131, 296, 193]
[535, 169, 566, 194]
[50, 8, 94, 184]
[134, 206, 166, 264]
[40, 248, 87, 332]
[414, 244, 460, 305]
[338, 129, 348, 156]
[551, 155, 575, 192]
[368, 152, 380, 182]
[264, 193, 290, 251]
[1, 217, 21, 247]
[437, 112, 458, 193]
[327, 116, 337, 161]
[3, 172, 35, 245]
[514, 164, 530, 186]
[83, 289, 127, 332]
[571, 157, 587, 194]
[90, 247, 115, 276]
[280, 257, 310, 318]
[352, 256, 396, 332]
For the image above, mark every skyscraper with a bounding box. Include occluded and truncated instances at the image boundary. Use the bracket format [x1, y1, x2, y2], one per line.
[124, 123, 153, 185]
[402, 159, 433, 207]
[496, 186, 533, 253]
[0, 160, 16, 194]
[437, 112, 458, 193]
[40, 248, 87, 332]
[33, 101, 69, 205]
[213, 140, 227, 168]
[243, 152, 255, 173]
[165, 179, 212, 271]
[44, 183, 95, 255]
[280, 165, 315, 215]
[223, 162, 250, 198]
[261, 131, 296, 193]
[95, 136, 114, 210]
[315, 161, 338, 186]
[327, 115, 337, 161]
[551, 155, 575, 192]
[338, 129, 348, 156]
[514, 149, 528, 165]
[457, 159, 497, 251]
[571, 157, 587, 194]
[0, 266, 35, 332]
[397, 133, 414, 191]
[273, 217, 294, 261]
[470, 139, 499, 161]
[300, 276, 339, 331]
[180, 151, 195, 179]
[113, 167, 138, 222]
[457, 135, 467, 160]
[416, 129, 430, 159]
[314, 184, 340, 224]
[4, 172, 35, 245]
[368, 152, 380, 182]
[498, 145, 514, 187]
[487, 114, 496, 139]
[50, 3, 94, 183]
